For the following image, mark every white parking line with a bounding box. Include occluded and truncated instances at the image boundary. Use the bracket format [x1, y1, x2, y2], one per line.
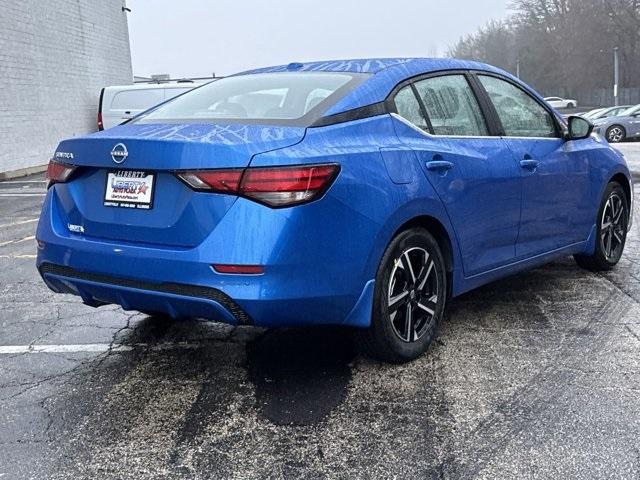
[0, 193, 46, 197]
[0, 235, 35, 247]
[0, 181, 46, 184]
[0, 343, 201, 354]
[0, 254, 37, 259]
[0, 218, 38, 228]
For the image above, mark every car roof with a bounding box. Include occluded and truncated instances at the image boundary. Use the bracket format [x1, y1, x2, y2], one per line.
[237, 57, 534, 117]
[240, 57, 497, 75]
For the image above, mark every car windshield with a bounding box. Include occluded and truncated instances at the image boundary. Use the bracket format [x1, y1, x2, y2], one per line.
[619, 104, 640, 117]
[134, 72, 367, 126]
[583, 108, 605, 118]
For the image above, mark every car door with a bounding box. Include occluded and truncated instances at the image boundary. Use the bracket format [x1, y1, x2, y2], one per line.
[627, 111, 640, 137]
[476, 74, 592, 259]
[392, 73, 522, 277]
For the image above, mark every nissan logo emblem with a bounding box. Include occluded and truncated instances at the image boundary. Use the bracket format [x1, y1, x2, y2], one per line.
[111, 143, 128, 164]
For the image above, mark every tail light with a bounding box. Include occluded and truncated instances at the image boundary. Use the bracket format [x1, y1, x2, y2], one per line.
[97, 88, 105, 131]
[177, 164, 340, 208]
[46, 160, 77, 188]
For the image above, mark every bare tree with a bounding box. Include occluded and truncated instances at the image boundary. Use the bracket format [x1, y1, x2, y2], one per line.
[449, 0, 640, 99]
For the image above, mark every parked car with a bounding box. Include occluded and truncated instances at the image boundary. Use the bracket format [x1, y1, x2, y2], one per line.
[580, 108, 606, 119]
[38, 58, 633, 363]
[588, 105, 633, 121]
[592, 104, 640, 142]
[544, 96, 578, 109]
[98, 81, 207, 130]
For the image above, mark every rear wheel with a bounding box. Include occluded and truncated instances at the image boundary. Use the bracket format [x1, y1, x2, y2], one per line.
[575, 182, 629, 271]
[356, 228, 447, 363]
[606, 125, 626, 143]
[567, 102, 576, 109]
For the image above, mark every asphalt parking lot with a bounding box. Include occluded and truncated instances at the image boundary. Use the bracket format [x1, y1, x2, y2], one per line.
[1, 144, 640, 479]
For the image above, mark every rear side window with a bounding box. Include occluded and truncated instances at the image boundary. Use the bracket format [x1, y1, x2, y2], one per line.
[394, 85, 428, 130]
[111, 89, 164, 111]
[413, 75, 488, 136]
[479, 75, 557, 138]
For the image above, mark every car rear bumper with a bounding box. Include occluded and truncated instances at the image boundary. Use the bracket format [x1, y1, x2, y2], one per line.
[39, 263, 250, 324]
[35, 189, 377, 328]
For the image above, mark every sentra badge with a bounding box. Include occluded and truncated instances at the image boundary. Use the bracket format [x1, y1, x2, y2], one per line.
[55, 151, 74, 160]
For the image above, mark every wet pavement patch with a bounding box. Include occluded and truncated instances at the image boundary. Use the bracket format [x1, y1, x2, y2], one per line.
[247, 327, 355, 425]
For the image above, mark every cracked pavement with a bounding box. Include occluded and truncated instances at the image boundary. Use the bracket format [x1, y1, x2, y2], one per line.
[1, 148, 640, 479]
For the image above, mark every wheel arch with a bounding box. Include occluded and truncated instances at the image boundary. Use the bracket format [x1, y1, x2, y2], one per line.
[611, 172, 631, 207]
[610, 171, 634, 230]
[392, 215, 455, 298]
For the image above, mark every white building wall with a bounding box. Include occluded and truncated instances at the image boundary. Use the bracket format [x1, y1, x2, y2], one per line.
[0, 0, 133, 177]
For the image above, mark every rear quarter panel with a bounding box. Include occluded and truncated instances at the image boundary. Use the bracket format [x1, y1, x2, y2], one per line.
[248, 115, 462, 299]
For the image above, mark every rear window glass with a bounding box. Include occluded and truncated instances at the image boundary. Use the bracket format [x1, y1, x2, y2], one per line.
[111, 89, 164, 110]
[134, 72, 367, 126]
[165, 88, 194, 100]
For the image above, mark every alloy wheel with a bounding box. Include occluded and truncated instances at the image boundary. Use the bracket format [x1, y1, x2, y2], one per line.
[600, 192, 626, 261]
[608, 127, 624, 143]
[387, 247, 439, 343]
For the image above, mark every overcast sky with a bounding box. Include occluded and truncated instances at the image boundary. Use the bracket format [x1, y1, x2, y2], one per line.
[127, 0, 509, 78]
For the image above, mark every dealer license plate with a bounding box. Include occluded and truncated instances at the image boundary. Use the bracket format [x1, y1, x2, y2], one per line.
[104, 170, 155, 209]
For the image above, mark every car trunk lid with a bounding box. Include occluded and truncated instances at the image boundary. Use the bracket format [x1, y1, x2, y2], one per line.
[52, 123, 305, 247]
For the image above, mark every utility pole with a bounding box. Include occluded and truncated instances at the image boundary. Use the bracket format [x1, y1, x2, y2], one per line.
[613, 47, 619, 106]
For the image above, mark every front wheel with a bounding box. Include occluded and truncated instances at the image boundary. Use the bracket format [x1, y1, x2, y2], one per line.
[606, 125, 626, 143]
[356, 228, 447, 363]
[575, 182, 629, 271]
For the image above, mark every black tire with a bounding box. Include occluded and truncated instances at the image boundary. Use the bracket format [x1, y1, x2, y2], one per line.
[606, 125, 626, 143]
[356, 228, 447, 363]
[574, 182, 629, 271]
[567, 102, 576, 109]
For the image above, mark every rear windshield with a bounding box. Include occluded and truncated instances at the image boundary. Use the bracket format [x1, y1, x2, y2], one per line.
[134, 72, 367, 126]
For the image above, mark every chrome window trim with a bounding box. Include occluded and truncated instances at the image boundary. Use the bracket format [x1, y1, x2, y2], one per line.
[390, 113, 563, 141]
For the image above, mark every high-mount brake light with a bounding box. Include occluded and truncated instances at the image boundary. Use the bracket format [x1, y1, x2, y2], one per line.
[45, 160, 77, 188]
[176, 164, 340, 208]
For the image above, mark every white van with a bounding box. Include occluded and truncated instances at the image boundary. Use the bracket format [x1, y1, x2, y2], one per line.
[98, 82, 209, 130]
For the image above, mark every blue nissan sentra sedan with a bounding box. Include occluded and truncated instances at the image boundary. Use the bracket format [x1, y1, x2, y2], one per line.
[37, 58, 633, 363]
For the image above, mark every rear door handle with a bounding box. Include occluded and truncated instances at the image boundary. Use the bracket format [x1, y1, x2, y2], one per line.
[520, 159, 539, 171]
[426, 160, 454, 172]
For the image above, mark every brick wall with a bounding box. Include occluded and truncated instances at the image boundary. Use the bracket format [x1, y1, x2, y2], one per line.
[0, 0, 133, 176]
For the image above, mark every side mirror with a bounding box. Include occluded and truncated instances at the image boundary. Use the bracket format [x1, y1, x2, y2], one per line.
[567, 115, 593, 140]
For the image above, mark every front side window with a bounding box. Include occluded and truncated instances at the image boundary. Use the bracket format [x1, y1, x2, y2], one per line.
[479, 75, 558, 138]
[413, 75, 489, 136]
[393, 85, 429, 130]
[134, 72, 367, 126]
